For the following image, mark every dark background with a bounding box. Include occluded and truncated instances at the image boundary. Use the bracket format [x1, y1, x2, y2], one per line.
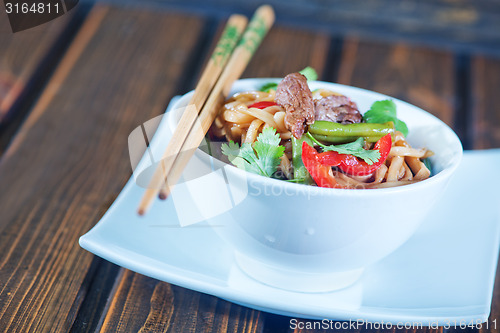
[78, 0, 500, 57]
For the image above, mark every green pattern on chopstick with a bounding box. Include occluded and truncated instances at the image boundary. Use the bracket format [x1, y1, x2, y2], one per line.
[211, 24, 241, 65]
[238, 16, 267, 54]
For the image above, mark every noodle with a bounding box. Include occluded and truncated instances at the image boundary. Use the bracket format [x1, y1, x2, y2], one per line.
[386, 156, 404, 182]
[406, 157, 431, 180]
[210, 89, 433, 189]
[372, 163, 388, 184]
[244, 119, 264, 143]
[401, 161, 413, 181]
[389, 147, 427, 158]
[212, 90, 292, 146]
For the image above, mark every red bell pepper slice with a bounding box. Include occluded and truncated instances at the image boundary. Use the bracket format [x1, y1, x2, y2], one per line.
[317, 133, 392, 176]
[248, 101, 277, 109]
[301, 141, 339, 188]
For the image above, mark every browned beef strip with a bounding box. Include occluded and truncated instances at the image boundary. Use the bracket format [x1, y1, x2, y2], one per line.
[275, 73, 315, 139]
[314, 94, 362, 124]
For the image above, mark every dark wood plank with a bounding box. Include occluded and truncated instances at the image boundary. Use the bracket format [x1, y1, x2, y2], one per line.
[0, 5, 211, 332]
[242, 25, 330, 78]
[0, 10, 73, 123]
[101, 270, 264, 333]
[132, 0, 500, 57]
[470, 57, 500, 149]
[69, 257, 120, 333]
[0, 8, 79, 157]
[337, 37, 456, 129]
[193, 24, 330, 87]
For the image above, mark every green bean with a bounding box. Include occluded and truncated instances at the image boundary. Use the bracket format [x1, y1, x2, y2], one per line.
[308, 121, 394, 138]
[310, 134, 383, 144]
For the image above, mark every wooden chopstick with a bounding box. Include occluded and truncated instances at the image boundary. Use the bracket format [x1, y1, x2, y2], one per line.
[137, 14, 248, 215]
[157, 5, 275, 200]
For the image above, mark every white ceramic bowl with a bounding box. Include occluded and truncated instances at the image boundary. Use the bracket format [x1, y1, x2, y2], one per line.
[167, 79, 463, 292]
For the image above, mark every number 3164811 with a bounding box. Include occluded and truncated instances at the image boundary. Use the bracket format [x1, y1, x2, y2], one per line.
[5, 2, 60, 14]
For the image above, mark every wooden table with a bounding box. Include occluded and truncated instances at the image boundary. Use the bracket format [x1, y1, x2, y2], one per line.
[0, 3, 499, 332]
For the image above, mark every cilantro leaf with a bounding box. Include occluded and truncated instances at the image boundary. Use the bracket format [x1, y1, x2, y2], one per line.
[364, 100, 409, 137]
[365, 100, 397, 118]
[221, 127, 285, 177]
[321, 137, 381, 165]
[221, 141, 241, 161]
[259, 82, 278, 92]
[221, 141, 262, 175]
[253, 130, 285, 176]
[255, 126, 282, 146]
[299, 66, 318, 81]
[307, 134, 381, 165]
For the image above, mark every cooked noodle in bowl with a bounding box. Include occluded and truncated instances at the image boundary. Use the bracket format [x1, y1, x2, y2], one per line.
[166, 77, 462, 292]
[212, 89, 434, 189]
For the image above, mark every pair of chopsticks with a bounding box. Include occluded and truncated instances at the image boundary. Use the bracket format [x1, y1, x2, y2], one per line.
[138, 5, 275, 215]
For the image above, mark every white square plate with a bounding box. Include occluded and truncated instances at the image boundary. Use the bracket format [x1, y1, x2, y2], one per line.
[80, 100, 500, 325]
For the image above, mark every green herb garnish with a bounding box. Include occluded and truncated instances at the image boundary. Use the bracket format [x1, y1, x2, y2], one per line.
[423, 158, 433, 176]
[307, 133, 381, 165]
[299, 66, 318, 81]
[363, 100, 408, 137]
[222, 127, 285, 177]
[259, 82, 278, 92]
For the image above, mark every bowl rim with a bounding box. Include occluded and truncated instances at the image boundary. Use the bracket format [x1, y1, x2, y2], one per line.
[169, 78, 463, 197]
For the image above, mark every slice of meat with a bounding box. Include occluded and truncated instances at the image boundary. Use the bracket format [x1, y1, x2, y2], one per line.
[314, 94, 362, 124]
[275, 73, 315, 139]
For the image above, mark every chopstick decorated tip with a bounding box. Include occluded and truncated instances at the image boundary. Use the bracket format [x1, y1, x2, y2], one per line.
[157, 5, 275, 200]
[137, 14, 248, 215]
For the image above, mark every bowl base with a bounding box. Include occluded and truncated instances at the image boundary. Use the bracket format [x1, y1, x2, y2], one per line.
[234, 252, 364, 293]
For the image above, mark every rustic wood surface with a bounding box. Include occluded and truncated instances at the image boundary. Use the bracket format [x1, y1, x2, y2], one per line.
[471, 56, 500, 149]
[242, 26, 330, 78]
[337, 38, 456, 128]
[121, 0, 500, 56]
[100, 270, 264, 333]
[0, 10, 74, 123]
[0, 9, 77, 156]
[0, 3, 499, 333]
